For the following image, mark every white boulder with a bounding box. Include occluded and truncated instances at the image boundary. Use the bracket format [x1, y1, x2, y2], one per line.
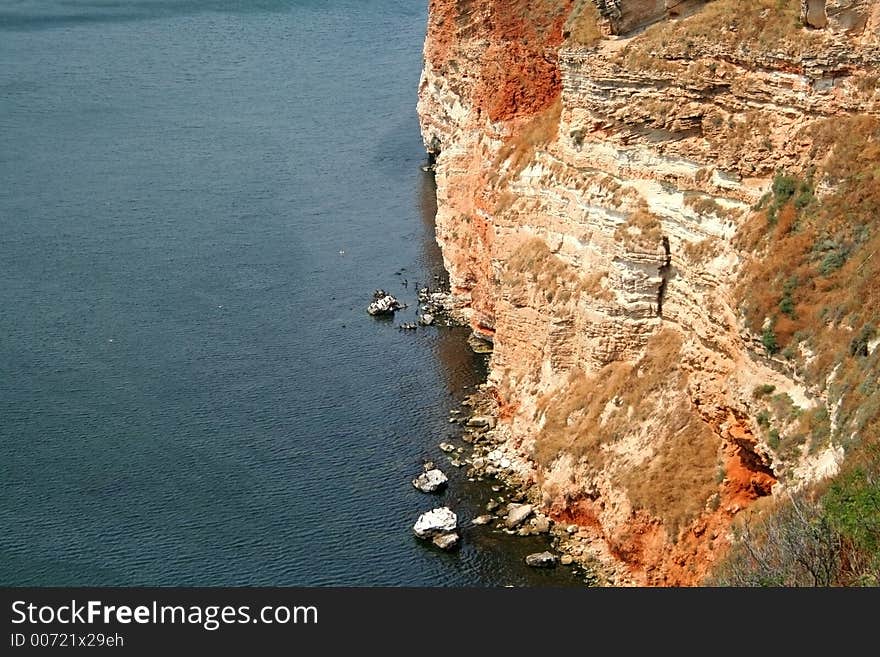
[412, 468, 449, 493]
[413, 507, 458, 538]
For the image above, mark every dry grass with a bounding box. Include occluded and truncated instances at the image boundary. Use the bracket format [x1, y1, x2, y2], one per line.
[625, 403, 720, 538]
[582, 269, 613, 301]
[619, 0, 807, 67]
[504, 236, 610, 304]
[564, 0, 602, 47]
[735, 115, 880, 466]
[712, 111, 880, 582]
[684, 194, 742, 222]
[534, 330, 687, 465]
[593, 173, 638, 205]
[492, 97, 562, 183]
[494, 189, 519, 214]
[683, 238, 719, 263]
[595, 173, 622, 195]
[615, 205, 664, 252]
[533, 330, 721, 535]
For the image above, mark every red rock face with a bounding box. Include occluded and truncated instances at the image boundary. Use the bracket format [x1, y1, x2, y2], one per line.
[475, 2, 571, 122]
[425, 1, 571, 122]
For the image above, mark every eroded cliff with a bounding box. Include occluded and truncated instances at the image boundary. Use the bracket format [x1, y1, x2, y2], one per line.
[418, 0, 880, 585]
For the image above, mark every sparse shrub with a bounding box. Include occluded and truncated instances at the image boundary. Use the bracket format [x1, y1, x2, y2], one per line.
[727, 71, 880, 593]
[706, 492, 842, 586]
[709, 452, 880, 586]
[770, 392, 798, 421]
[806, 407, 831, 453]
[753, 384, 777, 399]
[794, 187, 814, 210]
[819, 249, 847, 275]
[762, 326, 779, 355]
[771, 172, 797, 202]
[849, 324, 876, 358]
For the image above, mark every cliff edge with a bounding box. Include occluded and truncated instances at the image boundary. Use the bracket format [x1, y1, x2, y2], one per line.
[418, 0, 880, 585]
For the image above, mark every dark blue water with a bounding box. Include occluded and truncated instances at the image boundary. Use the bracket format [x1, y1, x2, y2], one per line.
[0, 0, 583, 586]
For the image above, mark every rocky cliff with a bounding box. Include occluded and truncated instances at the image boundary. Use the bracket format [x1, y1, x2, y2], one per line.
[418, 0, 880, 585]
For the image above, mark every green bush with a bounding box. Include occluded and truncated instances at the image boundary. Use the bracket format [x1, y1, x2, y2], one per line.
[753, 384, 777, 398]
[706, 493, 841, 586]
[794, 188, 814, 209]
[765, 171, 811, 228]
[849, 324, 876, 358]
[819, 249, 847, 275]
[708, 451, 880, 586]
[762, 326, 779, 355]
[823, 465, 880, 584]
[779, 277, 797, 317]
[771, 172, 797, 202]
[794, 171, 815, 210]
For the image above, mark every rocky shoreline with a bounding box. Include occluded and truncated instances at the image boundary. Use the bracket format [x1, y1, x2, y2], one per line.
[429, 378, 623, 585]
[370, 271, 603, 582]
[453, 384, 621, 586]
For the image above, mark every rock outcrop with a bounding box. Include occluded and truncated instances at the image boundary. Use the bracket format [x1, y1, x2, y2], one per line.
[418, 0, 880, 585]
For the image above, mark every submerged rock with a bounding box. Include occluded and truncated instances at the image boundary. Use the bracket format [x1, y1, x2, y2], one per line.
[438, 442, 456, 453]
[471, 514, 494, 526]
[525, 551, 558, 568]
[431, 532, 460, 550]
[418, 313, 435, 326]
[412, 468, 449, 493]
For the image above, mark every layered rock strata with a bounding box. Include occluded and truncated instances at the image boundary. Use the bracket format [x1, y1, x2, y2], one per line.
[418, 0, 880, 584]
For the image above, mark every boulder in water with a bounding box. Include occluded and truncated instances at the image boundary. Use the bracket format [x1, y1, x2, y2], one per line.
[413, 507, 459, 550]
[413, 507, 458, 538]
[525, 551, 558, 568]
[367, 294, 401, 316]
[412, 468, 448, 493]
